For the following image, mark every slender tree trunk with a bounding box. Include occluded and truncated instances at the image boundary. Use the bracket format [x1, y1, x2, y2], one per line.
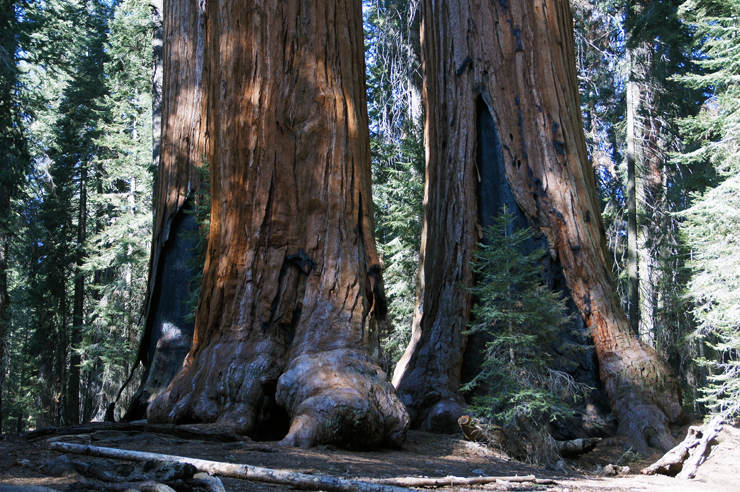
[637, 159, 663, 345]
[630, 35, 663, 345]
[626, 70, 640, 333]
[0, 179, 9, 433]
[148, 0, 408, 449]
[407, 0, 423, 124]
[45, 257, 69, 428]
[394, 0, 683, 451]
[0, 206, 7, 433]
[68, 166, 87, 426]
[152, 0, 164, 172]
[625, 1, 664, 340]
[123, 0, 205, 421]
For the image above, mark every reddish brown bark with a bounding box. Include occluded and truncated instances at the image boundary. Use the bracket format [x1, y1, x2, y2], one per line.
[148, 0, 408, 449]
[394, 0, 683, 451]
[124, 0, 206, 421]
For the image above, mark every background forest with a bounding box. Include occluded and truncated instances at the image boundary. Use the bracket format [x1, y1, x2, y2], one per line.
[0, 0, 738, 433]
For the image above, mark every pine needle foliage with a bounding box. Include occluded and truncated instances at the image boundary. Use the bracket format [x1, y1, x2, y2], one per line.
[371, 125, 424, 369]
[675, 0, 740, 418]
[184, 158, 211, 323]
[674, 0, 740, 177]
[79, 0, 154, 420]
[462, 210, 583, 425]
[364, 0, 424, 372]
[682, 176, 740, 417]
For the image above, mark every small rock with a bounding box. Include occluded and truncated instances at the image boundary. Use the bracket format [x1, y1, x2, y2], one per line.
[472, 468, 487, 476]
[194, 472, 226, 492]
[40, 455, 78, 478]
[601, 464, 617, 476]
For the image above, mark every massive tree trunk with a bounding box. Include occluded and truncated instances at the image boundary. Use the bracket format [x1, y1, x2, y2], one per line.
[123, 0, 205, 421]
[147, 0, 408, 449]
[394, 0, 683, 451]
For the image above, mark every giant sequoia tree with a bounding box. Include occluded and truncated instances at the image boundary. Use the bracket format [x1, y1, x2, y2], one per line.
[147, 0, 408, 448]
[393, 0, 684, 451]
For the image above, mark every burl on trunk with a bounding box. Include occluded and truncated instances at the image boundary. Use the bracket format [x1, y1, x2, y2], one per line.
[147, 0, 408, 449]
[393, 0, 683, 451]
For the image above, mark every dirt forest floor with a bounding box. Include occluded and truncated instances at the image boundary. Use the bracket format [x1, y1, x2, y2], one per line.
[1, 420, 739, 492]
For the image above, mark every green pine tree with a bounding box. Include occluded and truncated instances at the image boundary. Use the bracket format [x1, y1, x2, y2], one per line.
[364, 0, 425, 372]
[463, 210, 580, 425]
[80, 0, 154, 420]
[676, 0, 740, 418]
[0, 0, 31, 433]
[14, 0, 110, 426]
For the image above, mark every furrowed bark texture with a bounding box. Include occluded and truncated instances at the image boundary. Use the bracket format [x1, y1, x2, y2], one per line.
[393, 0, 683, 450]
[148, 0, 408, 449]
[125, 0, 206, 421]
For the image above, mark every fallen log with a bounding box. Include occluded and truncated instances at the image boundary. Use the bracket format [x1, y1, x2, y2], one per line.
[371, 474, 553, 487]
[641, 414, 723, 478]
[49, 442, 415, 492]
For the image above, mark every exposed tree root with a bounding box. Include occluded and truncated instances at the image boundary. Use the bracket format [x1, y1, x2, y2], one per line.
[641, 414, 723, 478]
[50, 442, 415, 492]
